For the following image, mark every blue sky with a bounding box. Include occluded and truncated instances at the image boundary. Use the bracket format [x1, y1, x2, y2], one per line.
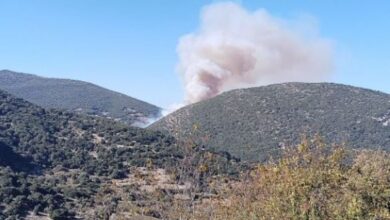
[1, 0, 389, 107]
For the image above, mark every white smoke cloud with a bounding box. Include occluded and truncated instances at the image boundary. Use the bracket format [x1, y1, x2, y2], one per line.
[161, 103, 185, 116]
[142, 104, 185, 127]
[177, 2, 333, 104]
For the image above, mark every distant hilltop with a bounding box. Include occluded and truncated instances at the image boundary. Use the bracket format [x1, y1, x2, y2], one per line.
[0, 70, 161, 126]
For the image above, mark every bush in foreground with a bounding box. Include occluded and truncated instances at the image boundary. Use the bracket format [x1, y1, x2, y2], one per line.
[171, 137, 390, 220]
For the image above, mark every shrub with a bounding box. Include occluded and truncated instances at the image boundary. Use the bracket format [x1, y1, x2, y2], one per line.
[173, 137, 390, 220]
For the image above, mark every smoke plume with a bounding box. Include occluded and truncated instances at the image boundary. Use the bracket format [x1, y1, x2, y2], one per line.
[177, 2, 333, 104]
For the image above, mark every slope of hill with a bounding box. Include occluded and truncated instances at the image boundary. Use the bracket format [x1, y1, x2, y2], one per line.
[0, 70, 161, 126]
[0, 89, 240, 219]
[151, 83, 390, 162]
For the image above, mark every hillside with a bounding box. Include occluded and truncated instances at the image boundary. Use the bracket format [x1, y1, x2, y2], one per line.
[0, 89, 240, 219]
[0, 70, 161, 126]
[151, 83, 390, 162]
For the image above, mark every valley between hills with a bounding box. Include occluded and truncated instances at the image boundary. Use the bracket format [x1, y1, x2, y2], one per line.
[0, 71, 389, 219]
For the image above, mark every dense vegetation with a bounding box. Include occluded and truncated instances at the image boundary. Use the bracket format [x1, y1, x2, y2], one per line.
[152, 82, 390, 162]
[171, 138, 390, 220]
[0, 89, 240, 219]
[0, 70, 161, 126]
[1, 82, 390, 219]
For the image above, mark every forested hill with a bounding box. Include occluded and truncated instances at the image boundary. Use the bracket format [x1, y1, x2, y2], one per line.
[151, 82, 390, 162]
[0, 88, 175, 173]
[0, 89, 240, 219]
[0, 70, 161, 126]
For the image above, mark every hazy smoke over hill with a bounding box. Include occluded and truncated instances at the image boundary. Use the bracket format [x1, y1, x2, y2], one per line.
[177, 2, 333, 104]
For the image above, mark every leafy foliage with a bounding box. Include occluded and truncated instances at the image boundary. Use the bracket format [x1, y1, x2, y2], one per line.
[177, 138, 390, 220]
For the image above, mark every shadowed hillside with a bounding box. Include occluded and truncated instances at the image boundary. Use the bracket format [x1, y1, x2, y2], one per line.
[151, 83, 390, 162]
[0, 70, 161, 126]
[0, 142, 37, 172]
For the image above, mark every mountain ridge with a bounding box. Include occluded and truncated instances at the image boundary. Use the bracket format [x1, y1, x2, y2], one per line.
[151, 82, 390, 162]
[0, 69, 161, 126]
